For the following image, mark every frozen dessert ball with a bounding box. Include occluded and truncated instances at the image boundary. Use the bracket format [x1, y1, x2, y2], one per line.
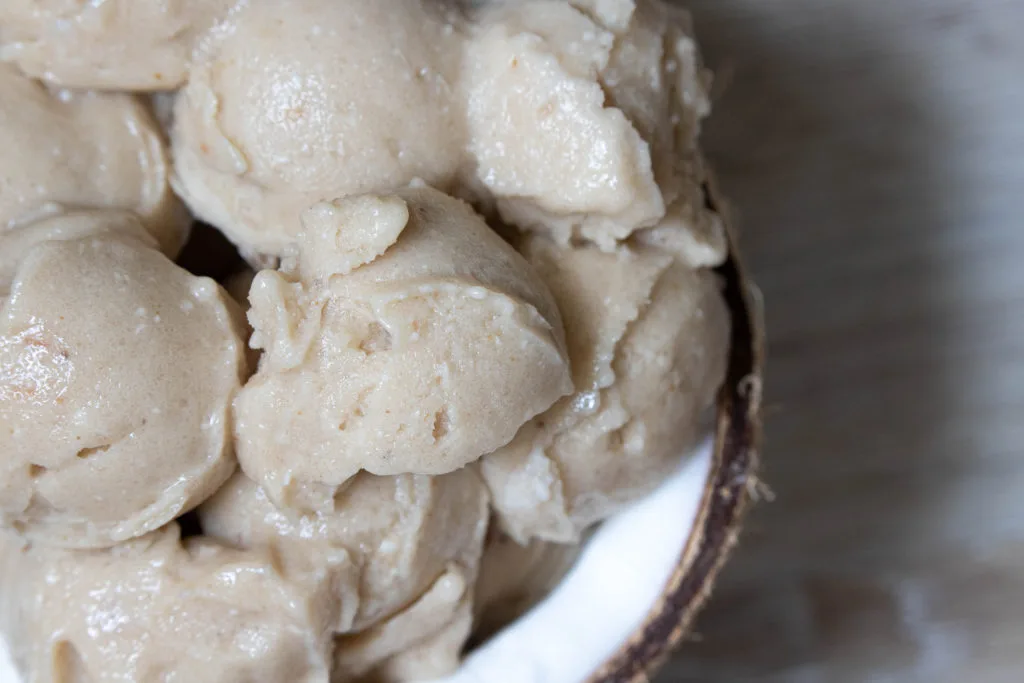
[335, 571, 474, 682]
[172, 0, 467, 263]
[0, 525, 335, 683]
[0, 64, 189, 256]
[462, 0, 718, 252]
[0, 0, 233, 90]
[0, 227, 249, 547]
[481, 235, 730, 543]
[200, 467, 489, 678]
[472, 526, 583, 641]
[233, 187, 571, 505]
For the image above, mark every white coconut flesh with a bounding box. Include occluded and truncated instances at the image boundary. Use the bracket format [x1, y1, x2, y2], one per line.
[0, 441, 712, 683]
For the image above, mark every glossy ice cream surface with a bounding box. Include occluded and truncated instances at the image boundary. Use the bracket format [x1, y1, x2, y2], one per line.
[481, 235, 729, 543]
[0, 225, 248, 548]
[0, 64, 189, 257]
[462, 0, 719, 252]
[171, 0, 467, 264]
[200, 467, 489, 680]
[234, 187, 572, 507]
[0, 526, 335, 683]
[0, 0, 234, 90]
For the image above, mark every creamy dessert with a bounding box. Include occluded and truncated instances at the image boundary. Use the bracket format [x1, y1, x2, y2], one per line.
[0, 0, 234, 90]
[0, 0, 735, 681]
[0, 222, 248, 548]
[233, 187, 571, 507]
[200, 469, 488, 629]
[461, 0, 718, 252]
[0, 64, 189, 258]
[0, 526, 335, 683]
[473, 526, 584, 641]
[481, 235, 729, 543]
[200, 467, 489, 680]
[171, 0, 467, 263]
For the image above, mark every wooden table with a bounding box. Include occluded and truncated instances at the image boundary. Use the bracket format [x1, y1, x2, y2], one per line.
[660, 1, 1024, 680]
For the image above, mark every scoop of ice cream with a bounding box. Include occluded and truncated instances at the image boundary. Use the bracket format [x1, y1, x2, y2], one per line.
[172, 0, 467, 263]
[472, 526, 583, 642]
[0, 525, 336, 683]
[0, 0, 233, 90]
[0, 64, 189, 257]
[200, 467, 488, 678]
[480, 235, 729, 543]
[233, 187, 571, 504]
[462, 0, 720, 253]
[335, 571, 474, 682]
[0, 228, 248, 547]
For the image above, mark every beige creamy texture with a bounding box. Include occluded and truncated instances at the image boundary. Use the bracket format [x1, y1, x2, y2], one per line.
[473, 527, 583, 640]
[0, 210, 157, 295]
[234, 186, 571, 507]
[481, 235, 729, 543]
[0, 229, 248, 548]
[0, 0, 234, 90]
[0, 64, 189, 257]
[462, 0, 720, 252]
[0, 526, 335, 683]
[0, 1, 732, 681]
[168, 0, 721, 264]
[200, 467, 489, 679]
[172, 0, 467, 263]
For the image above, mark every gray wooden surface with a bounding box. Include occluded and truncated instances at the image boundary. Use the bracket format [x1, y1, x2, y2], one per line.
[660, 1, 1024, 681]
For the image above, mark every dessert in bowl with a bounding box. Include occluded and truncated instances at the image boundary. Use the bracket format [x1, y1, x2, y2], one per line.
[0, 1, 762, 681]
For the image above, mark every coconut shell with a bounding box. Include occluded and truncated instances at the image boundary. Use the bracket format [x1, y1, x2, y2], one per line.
[588, 176, 765, 683]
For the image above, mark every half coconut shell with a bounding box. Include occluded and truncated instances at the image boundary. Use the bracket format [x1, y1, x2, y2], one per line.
[588, 176, 765, 683]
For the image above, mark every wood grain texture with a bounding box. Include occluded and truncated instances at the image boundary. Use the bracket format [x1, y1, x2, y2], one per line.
[659, 1, 1024, 681]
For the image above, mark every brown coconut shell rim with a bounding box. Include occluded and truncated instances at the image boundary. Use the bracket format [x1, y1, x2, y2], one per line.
[587, 176, 765, 683]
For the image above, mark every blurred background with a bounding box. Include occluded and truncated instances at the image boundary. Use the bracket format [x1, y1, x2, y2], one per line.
[660, 0, 1024, 681]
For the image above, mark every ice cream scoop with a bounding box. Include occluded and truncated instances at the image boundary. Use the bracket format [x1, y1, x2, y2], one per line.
[233, 186, 571, 505]
[0, 524, 336, 683]
[0, 227, 248, 547]
[200, 467, 488, 679]
[481, 235, 730, 543]
[0, 64, 189, 256]
[171, 0, 467, 263]
[462, 0, 719, 253]
[0, 0, 234, 90]
[472, 526, 583, 643]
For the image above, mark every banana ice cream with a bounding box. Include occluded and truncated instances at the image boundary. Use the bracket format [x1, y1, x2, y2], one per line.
[0, 526, 335, 683]
[481, 235, 730, 543]
[172, 0, 467, 263]
[201, 467, 488, 680]
[462, 0, 719, 252]
[0, 225, 248, 548]
[0, 1, 733, 681]
[0, 0, 233, 90]
[473, 527, 583, 641]
[0, 64, 189, 257]
[234, 186, 571, 506]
